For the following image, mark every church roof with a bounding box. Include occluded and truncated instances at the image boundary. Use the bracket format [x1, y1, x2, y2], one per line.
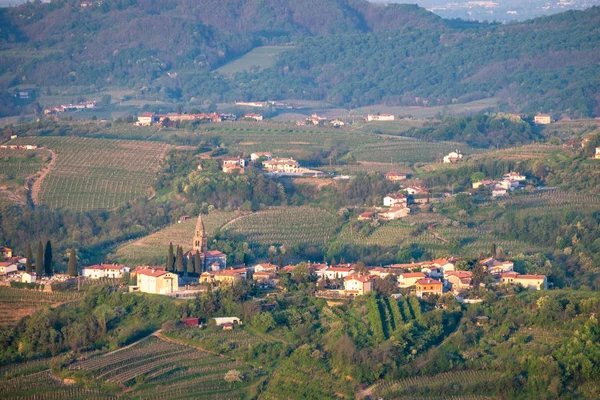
[195, 214, 206, 234]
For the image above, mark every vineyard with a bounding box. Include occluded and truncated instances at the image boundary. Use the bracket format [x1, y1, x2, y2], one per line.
[163, 326, 266, 357]
[66, 335, 255, 399]
[0, 148, 48, 205]
[505, 191, 600, 213]
[9, 137, 168, 211]
[374, 370, 504, 399]
[221, 207, 339, 247]
[0, 287, 83, 326]
[114, 211, 237, 265]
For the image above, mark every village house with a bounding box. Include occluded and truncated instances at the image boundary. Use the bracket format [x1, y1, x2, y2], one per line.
[245, 113, 263, 121]
[0, 246, 12, 258]
[444, 271, 472, 290]
[252, 263, 279, 273]
[398, 272, 426, 288]
[250, 152, 272, 162]
[366, 114, 395, 122]
[405, 186, 428, 196]
[330, 119, 345, 127]
[0, 261, 18, 275]
[368, 267, 391, 279]
[492, 188, 508, 197]
[534, 114, 552, 124]
[472, 179, 497, 190]
[252, 271, 277, 287]
[317, 265, 354, 281]
[21, 271, 36, 283]
[443, 151, 463, 164]
[222, 156, 246, 173]
[83, 264, 129, 279]
[136, 112, 160, 126]
[594, 147, 600, 160]
[383, 194, 407, 208]
[481, 257, 514, 274]
[500, 272, 547, 290]
[379, 207, 410, 220]
[503, 171, 526, 182]
[344, 274, 375, 296]
[358, 212, 377, 221]
[200, 268, 247, 285]
[213, 317, 242, 326]
[306, 114, 326, 125]
[134, 267, 179, 294]
[385, 171, 407, 182]
[262, 157, 299, 173]
[415, 278, 444, 298]
[432, 258, 457, 273]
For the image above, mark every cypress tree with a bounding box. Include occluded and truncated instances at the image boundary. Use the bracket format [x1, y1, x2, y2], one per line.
[36, 241, 44, 277]
[67, 248, 78, 276]
[194, 250, 202, 274]
[166, 242, 174, 272]
[490, 242, 497, 258]
[187, 253, 194, 275]
[44, 240, 53, 276]
[175, 246, 184, 273]
[25, 243, 33, 274]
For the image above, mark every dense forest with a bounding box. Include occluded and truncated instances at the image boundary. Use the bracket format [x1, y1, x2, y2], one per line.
[1, 0, 599, 116]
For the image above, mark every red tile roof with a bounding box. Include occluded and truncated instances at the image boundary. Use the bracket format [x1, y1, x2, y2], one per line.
[517, 274, 546, 280]
[400, 272, 426, 278]
[417, 278, 442, 285]
[344, 274, 375, 282]
[136, 267, 169, 277]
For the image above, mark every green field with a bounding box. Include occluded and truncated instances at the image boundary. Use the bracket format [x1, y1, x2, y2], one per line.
[0, 148, 48, 205]
[114, 211, 238, 266]
[10, 136, 168, 212]
[221, 207, 339, 247]
[216, 46, 293, 75]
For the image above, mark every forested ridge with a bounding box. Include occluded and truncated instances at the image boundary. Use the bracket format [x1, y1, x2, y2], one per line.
[1, 0, 599, 116]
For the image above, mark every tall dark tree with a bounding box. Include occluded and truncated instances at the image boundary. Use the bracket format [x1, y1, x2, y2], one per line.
[25, 243, 33, 274]
[67, 248, 78, 276]
[166, 242, 174, 272]
[44, 240, 53, 276]
[490, 242, 497, 258]
[472, 263, 486, 285]
[187, 253, 194, 275]
[194, 250, 202, 274]
[36, 241, 44, 277]
[175, 246, 184, 273]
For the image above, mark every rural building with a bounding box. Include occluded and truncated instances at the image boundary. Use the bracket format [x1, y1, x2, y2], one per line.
[317, 265, 354, 281]
[306, 114, 326, 125]
[443, 151, 463, 164]
[432, 258, 457, 273]
[594, 147, 600, 160]
[21, 271, 36, 283]
[253, 263, 279, 273]
[200, 268, 247, 285]
[330, 119, 345, 127]
[398, 272, 426, 288]
[383, 194, 407, 208]
[134, 267, 179, 294]
[83, 264, 129, 279]
[222, 156, 246, 173]
[368, 267, 391, 279]
[500, 272, 547, 290]
[534, 114, 551, 124]
[405, 186, 428, 195]
[250, 152, 272, 161]
[344, 274, 375, 296]
[136, 112, 160, 126]
[183, 317, 199, 327]
[0, 262, 18, 275]
[502, 172, 526, 182]
[366, 114, 395, 121]
[358, 212, 377, 221]
[262, 157, 299, 173]
[415, 278, 443, 298]
[213, 317, 242, 326]
[481, 258, 514, 274]
[445, 271, 472, 290]
[379, 207, 410, 220]
[385, 172, 407, 182]
[252, 271, 277, 287]
[0, 246, 13, 258]
[245, 113, 263, 121]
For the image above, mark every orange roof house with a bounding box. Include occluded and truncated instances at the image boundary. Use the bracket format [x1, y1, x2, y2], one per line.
[344, 274, 375, 296]
[415, 278, 443, 298]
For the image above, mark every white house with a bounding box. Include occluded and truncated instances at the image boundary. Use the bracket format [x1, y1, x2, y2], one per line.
[502, 172, 526, 182]
[21, 271, 36, 283]
[443, 151, 463, 164]
[366, 114, 395, 122]
[383, 194, 407, 207]
[344, 274, 375, 296]
[405, 186, 428, 196]
[317, 265, 354, 281]
[379, 207, 410, 220]
[250, 152, 272, 162]
[135, 267, 179, 294]
[83, 264, 129, 279]
[0, 262, 18, 275]
[398, 272, 425, 287]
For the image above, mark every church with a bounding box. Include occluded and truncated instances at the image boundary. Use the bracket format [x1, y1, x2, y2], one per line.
[185, 214, 227, 271]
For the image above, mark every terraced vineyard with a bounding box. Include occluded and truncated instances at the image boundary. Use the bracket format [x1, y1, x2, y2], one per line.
[70, 335, 254, 399]
[0, 148, 49, 205]
[0, 287, 83, 326]
[114, 211, 238, 265]
[221, 207, 339, 247]
[163, 326, 266, 357]
[10, 137, 168, 211]
[350, 138, 472, 164]
[374, 370, 504, 399]
[506, 191, 600, 213]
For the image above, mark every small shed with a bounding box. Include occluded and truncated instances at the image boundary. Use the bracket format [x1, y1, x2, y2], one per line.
[222, 323, 234, 330]
[213, 317, 242, 326]
[183, 317, 199, 327]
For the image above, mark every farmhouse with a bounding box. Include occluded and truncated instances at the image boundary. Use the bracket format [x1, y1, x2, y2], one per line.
[222, 156, 246, 173]
[262, 157, 299, 173]
[595, 147, 600, 160]
[444, 271, 472, 290]
[0, 246, 12, 258]
[405, 186, 428, 196]
[383, 194, 407, 208]
[213, 317, 242, 326]
[500, 272, 547, 290]
[330, 119, 345, 127]
[534, 114, 552, 124]
[317, 265, 354, 281]
[415, 278, 443, 298]
[481, 257, 514, 274]
[366, 114, 395, 122]
[21, 271, 36, 283]
[502, 171, 526, 182]
[136, 112, 160, 126]
[379, 207, 410, 220]
[253, 263, 279, 273]
[443, 151, 463, 164]
[344, 274, 375, 296]
[250, 152, 272, 161]
[245, 113, 263, 121]
[385, 171, 407, 182]
[306, 114, 326, 125]
[358, 212, 376, 221]
[135, 267, 179, 294]
[0, 262, 18, 275]
[200, 268, 247, 285]
[83, 264, 129, 279]
[398, 272, 425, 288]
[252, 271, 277, 287]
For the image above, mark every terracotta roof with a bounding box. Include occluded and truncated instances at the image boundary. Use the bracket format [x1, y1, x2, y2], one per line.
[84, 264, 125, 271]
[400, 272, 425, 278]
[136, 267, 169, 277]
[446, 271, 472, 278]
[501, 272, 519, 278]
[205, 250, 225, 257]
[517, 274, 546, 280]
[0, 262, 15, 267]
[385, 194, 405, 200]
[214, 268, 246, 276]
[417, 278, 442, 285]
[360, 212, 375, 218]
[327, 266, 353, 272]
[344, 274, 375, 282]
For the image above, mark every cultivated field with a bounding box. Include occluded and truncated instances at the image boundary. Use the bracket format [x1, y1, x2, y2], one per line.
[9, 137, 168, 212]
[114, 211, 238, 266]
[221, 207, 339, 247]
[0, 148, 49, 205]
[0, 287, 83, 326]
[216, 46, 293, 74]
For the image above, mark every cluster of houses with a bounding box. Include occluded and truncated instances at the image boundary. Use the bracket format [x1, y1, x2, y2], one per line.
[472, 171, 527, 197]
[44, 101, 96, 115]
[359, 186, 434, 221]
[136, 112, 239, 126]
[219, 152, 323, 176]
[297, 114, 345, 128]
[365, 114, 396, 122]
[0, 143, 38, 150]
